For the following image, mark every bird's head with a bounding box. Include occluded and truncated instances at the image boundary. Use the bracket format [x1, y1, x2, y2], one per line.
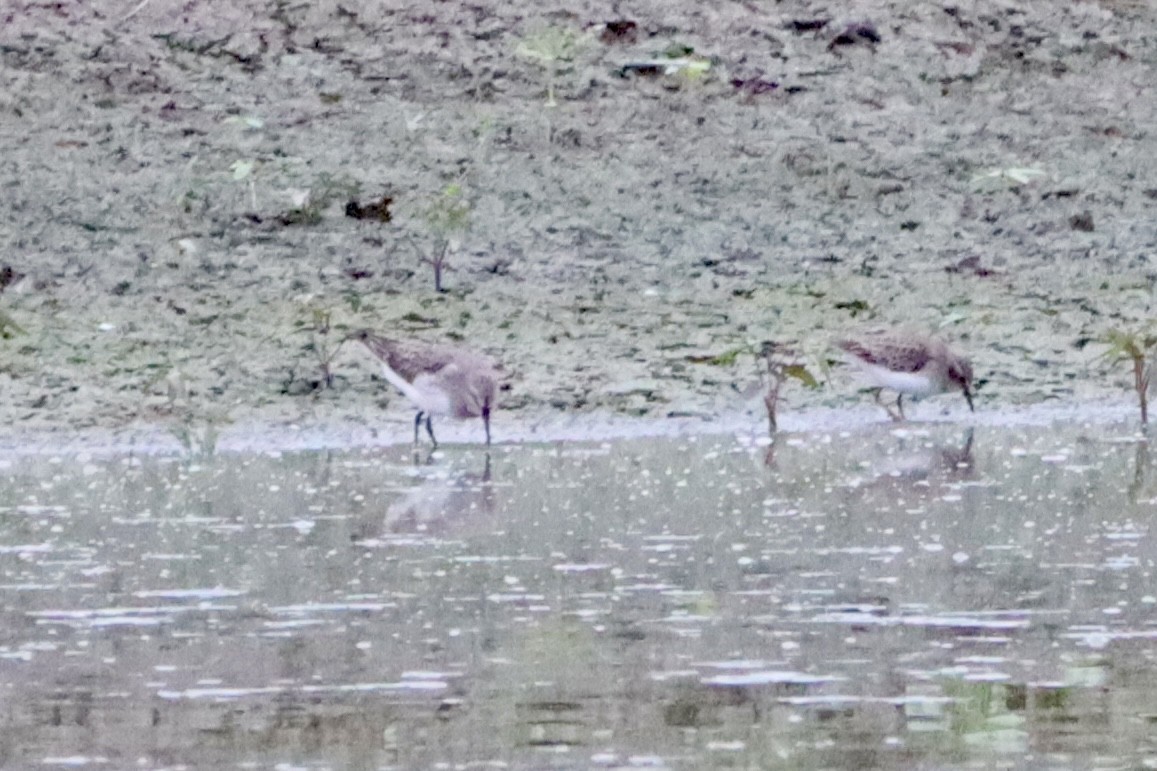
[947, 356, 975, 411]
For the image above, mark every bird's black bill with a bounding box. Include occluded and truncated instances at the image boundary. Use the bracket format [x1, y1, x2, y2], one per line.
[963, 388, 975, 412]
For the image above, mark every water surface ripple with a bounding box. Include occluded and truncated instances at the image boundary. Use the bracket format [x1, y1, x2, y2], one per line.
[1, 421, 1153, 769]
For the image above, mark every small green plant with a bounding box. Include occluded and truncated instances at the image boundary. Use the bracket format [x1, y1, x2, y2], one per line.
[420, 184, 471, 292]
[758, 341, 818, 434]
[303, 307, 344, 389]
[707, 348, 741, 366]
[1103, 328, 1157, 425]
[0, 309, 25, 339]
[516, 26, 582, 106]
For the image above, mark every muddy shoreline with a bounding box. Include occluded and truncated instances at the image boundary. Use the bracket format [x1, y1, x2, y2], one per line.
[1, 1, 1154, 447]
[0, 398, 1140, 463]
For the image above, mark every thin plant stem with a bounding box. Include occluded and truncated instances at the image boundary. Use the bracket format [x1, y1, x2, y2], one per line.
[1137, 357, 1149, 425]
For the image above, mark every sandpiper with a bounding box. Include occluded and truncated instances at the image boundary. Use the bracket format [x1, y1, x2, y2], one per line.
[349, 329, 498, 447]
[837, 331, 974, 420]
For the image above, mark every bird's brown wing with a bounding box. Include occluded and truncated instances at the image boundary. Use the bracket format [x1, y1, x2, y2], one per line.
[356, 333, 458, 382]
[392, 345, 464, 383]
[837, 337, 932, 374]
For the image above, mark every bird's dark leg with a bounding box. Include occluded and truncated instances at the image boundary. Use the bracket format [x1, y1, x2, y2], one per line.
[425, 414, 437, 447]
[895, 393, 906, 421]
[482, 405, 491, 446]
[413, 411, 424, 445]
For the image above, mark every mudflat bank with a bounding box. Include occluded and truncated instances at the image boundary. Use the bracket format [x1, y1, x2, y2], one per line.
[1, 0, 1154, 448]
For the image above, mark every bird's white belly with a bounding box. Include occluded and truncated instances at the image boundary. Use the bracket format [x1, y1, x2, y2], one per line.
[378, 365, 455, 415]
[411, 374, 454, 414]
[856, 363, 938, 396]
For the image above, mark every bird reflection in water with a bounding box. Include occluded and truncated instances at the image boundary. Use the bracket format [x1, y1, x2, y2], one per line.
[382, 452, 494, 534]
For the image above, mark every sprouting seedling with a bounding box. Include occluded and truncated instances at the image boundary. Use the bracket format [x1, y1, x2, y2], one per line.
[307, 307, 345, 389]
[516, 26, 581, 106]
[758, 340, 819, 434]
[0, 309, 26, 340]
[1102, 328, 1157, 425]
[293, 306, 344, 391]
[420, 183, 471, 293]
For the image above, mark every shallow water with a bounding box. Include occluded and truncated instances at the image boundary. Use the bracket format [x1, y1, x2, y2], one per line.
[2, 420, 1156, 769]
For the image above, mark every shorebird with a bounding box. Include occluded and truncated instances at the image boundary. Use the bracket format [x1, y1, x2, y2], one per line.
[349, 329, 498, 447]
[837, 331, 974, 421]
